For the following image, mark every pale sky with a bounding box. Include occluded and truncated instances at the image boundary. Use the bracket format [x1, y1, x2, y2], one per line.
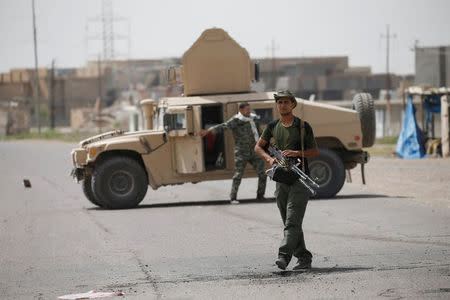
[1, 0, 449, 75]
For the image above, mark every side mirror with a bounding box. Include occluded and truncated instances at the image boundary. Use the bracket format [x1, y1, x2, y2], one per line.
[163, 114, 172, 132]
[254, 61, 260, 82]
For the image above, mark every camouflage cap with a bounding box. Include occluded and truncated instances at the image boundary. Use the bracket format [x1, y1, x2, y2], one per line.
[274, 90, 297, 107]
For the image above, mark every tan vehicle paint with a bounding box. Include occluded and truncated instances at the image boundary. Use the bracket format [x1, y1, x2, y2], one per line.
[71, 28, 373, 209]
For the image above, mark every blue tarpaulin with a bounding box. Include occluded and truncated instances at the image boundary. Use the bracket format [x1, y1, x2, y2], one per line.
[396, 97, 426, 159]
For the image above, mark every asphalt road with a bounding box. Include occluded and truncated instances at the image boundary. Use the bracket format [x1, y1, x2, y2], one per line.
[1, 140, 449, 299]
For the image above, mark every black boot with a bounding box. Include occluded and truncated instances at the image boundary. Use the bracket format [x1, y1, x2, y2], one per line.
[293, 258, 311, 270]
[275, 255, 290, 270]
[256, 193, 267, 201]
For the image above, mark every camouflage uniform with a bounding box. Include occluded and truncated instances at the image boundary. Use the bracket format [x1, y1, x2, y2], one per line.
[210, 116, 267, 200]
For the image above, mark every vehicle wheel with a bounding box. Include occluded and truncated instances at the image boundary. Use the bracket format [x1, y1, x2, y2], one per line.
[309, 147, 345, 198]
[82, 175, 104, 207]
[352, 93, 376, 148]
[92, 156, 148, 209]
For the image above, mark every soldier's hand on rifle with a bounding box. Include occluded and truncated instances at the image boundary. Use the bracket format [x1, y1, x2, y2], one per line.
[199, 129, 210, 137]
[268, 157, 278, 166]
[282, 150, 299, 157]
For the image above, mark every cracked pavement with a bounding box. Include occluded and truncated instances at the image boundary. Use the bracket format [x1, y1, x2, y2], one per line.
[1, 140, 449, 299]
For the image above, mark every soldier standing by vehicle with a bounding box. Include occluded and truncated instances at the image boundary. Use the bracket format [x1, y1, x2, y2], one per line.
[254, 90, 319, 270]
[199, 102, 267, 204]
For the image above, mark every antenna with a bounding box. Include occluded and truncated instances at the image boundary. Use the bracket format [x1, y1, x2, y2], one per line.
[380, 24, 397, 136]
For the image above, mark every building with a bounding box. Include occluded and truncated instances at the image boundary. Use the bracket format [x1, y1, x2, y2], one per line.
[0, 59, 180, 129]
[256, 57, 408, 100]
[415, 45, 450, 87]
[0, 55, 412, 133]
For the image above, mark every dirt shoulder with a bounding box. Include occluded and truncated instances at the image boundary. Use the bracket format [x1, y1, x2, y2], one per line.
[349, 155, 450, 208]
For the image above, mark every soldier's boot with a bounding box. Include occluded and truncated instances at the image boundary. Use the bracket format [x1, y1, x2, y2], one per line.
[275, 254, 291, 270]
[293, 261, 311, 270]
[292, 257, 312, 270]
[256, 193, 267, 201]
[256, 174, 267, 201]
[230, 178, 241, 204]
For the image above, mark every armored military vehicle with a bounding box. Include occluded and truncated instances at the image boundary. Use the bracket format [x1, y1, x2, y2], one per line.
[71, 28, 375, 209]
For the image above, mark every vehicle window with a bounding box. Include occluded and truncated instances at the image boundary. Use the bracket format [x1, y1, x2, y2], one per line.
[164, 113, 186, 131]
[253, 108, 273, 125]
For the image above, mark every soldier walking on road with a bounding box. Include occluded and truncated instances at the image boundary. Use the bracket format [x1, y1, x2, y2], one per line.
[254, 90, 319, 270]
[199, 102, 267, 204]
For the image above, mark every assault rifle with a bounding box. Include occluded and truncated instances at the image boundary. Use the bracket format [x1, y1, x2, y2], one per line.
[266, 143, 319, 196]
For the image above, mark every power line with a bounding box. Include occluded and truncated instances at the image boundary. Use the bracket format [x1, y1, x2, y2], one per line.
[86, 0, 130, 62]
[101, 0, 114, 62]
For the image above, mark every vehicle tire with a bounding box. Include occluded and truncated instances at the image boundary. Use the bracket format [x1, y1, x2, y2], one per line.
[82, 175, 104, 207]
[352, 93, 376, 148]
[309, 147, 345, 198]
[92, 156, 148, 209]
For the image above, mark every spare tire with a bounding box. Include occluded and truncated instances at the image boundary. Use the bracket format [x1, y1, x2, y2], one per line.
[352, 93, 376, 147]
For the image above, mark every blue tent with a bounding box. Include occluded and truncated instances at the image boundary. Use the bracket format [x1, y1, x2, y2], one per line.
[396, 97, 426, 159]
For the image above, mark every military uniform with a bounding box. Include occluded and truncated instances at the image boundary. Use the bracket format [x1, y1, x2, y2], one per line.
[261, 114, 317, 267]
[210, 115, 267, 200]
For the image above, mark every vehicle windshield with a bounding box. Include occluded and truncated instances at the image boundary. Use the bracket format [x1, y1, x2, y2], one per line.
[163, 113, 186, 131]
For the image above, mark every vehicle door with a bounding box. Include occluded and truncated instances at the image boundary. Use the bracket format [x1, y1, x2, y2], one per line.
[164, 105, 204, 174]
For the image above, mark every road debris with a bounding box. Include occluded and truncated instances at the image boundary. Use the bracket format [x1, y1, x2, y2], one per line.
[58, 290, 124, 299]
[23, 179, 31, 188]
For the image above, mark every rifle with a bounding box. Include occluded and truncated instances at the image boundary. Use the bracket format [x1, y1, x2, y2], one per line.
[266, 143, 319, 196]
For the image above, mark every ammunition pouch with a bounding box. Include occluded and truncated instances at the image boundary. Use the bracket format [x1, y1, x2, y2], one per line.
[267, 164, 299, 185]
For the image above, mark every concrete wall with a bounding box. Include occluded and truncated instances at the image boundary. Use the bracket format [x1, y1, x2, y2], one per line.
[0, 105, 31, 136]
[63, 77, 101, 105]
[0, 83, 28, 99]
[0, 109, 7, 137]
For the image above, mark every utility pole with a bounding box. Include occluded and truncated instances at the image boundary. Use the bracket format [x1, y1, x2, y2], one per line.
[50, 59, 55, 129]
[271, 39, 276, 91]
[97, 54, 102, 134]
[381, 24, 396, 136]
[32, 0, 40, 134]
[266, 39, 279, 91]
[442, 95, 449, 158]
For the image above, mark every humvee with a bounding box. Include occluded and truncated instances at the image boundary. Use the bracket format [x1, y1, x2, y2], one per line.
[71, 28, 375, 209]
